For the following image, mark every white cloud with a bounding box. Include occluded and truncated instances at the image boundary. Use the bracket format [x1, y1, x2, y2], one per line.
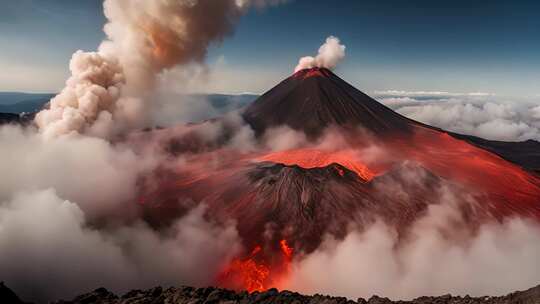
[374, 90, 495, 98]
[376, 91, 540, 142]
[0, 189, 240, 303]
[287, 203, 540, 300]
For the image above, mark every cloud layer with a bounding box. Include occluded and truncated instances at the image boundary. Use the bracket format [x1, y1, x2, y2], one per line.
[376, 91, 540, 141]
[0, 189, 239, 302]
[287, 203, 540, 300]
[35, 0, 286, 139]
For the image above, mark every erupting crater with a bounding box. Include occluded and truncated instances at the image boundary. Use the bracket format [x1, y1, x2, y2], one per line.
[258, 148, 376, 181]
[293, 66, 333, 79]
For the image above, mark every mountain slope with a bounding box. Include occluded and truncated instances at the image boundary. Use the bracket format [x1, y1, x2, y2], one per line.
[243, 68, 414, 137]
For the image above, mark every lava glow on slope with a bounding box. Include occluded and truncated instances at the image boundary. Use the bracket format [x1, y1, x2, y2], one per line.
[294, 67, 333, 79]
[132, 67, 540, 295]
[258, 148, 376, 181]
[217, 240, 293, 292]
[395, 127, 540, 217]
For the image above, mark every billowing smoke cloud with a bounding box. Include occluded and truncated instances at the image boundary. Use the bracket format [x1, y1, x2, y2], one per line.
[294, 36, 346, 73]
[376, 91, 540, 141]
[286, 189, 540, 300]
[0, 123, 244, 303]
[0, 189, 240, 303]
[34, 51, 126, 139]
[35, 0, 282, 139]
[0, 125, 153, 220]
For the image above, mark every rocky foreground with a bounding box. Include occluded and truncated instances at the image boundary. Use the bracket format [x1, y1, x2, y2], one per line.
[2, 283, 540, 304]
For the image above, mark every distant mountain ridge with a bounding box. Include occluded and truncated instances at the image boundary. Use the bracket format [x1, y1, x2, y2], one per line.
[0, 92, 258, 114]
[0, 92, 54, 113]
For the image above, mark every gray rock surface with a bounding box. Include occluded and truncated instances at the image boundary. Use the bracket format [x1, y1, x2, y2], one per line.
[2, 282, 540, 304]
[48, 284, 540, 304]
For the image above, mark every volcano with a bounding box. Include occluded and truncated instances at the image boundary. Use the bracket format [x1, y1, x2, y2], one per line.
[135, 67, 540, 292]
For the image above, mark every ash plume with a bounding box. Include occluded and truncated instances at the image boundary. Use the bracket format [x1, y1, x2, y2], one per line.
[35, 0, 280, 139]
[0, 189, 240, 303]
[294, 36, 346, 73]
[34, 51, 125, 139]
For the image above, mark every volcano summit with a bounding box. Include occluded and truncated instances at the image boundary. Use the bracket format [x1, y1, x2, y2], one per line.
[243, 67, 413, 137]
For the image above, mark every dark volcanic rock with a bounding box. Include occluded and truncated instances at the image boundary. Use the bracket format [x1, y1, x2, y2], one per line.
[2, 282, 540, 304]
[0, 282, 24, 304]
[29, 284, 539, 304]
[0, 112, 35, 125]
[0, 113, 23, 124]
[242, 67, 414, 138]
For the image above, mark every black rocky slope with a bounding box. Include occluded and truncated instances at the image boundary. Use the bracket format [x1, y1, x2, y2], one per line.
[0, 113, 23, 124]
[242, 67, 414, 138]
[0, 282, 24, 304]
[0, 112, 35, 125]
[4, 282, 540, 304]
[9, 284, 534, 304]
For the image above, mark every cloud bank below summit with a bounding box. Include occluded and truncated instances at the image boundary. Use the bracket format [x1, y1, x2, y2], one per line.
[375, 91, 540, 142]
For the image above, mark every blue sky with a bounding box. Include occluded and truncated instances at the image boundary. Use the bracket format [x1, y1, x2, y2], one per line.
[1, 0, 539, 97]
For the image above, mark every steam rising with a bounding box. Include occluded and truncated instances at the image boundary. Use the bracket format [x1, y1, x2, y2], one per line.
[287, 207, 540, 299]
[294, 36, 346, 73]
[35, 0, 276, 138]
[34, 51, 125, 139]
[377, 91, 540, 141]
[0, 189, 239, 302]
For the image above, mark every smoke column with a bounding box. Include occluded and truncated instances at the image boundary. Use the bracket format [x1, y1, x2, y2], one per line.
[34, 0, 277, 139]
[294, 36, 346, 73]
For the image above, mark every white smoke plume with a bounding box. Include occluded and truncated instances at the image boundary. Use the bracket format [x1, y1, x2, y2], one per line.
[286, 196, 540, 300]
[294, 36, 346, 73]
[35, 0, 282, 139]
[34, 51, 125, 139]
[0, 125, 157, 220]
[0, 189, 240, 303]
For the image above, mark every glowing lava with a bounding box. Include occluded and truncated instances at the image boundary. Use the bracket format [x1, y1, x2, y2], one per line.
[218, 240, 294, 293]
[280, 240, 293, 259]
[258, 148, 376, 181]
[294, 67, 333, 79]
